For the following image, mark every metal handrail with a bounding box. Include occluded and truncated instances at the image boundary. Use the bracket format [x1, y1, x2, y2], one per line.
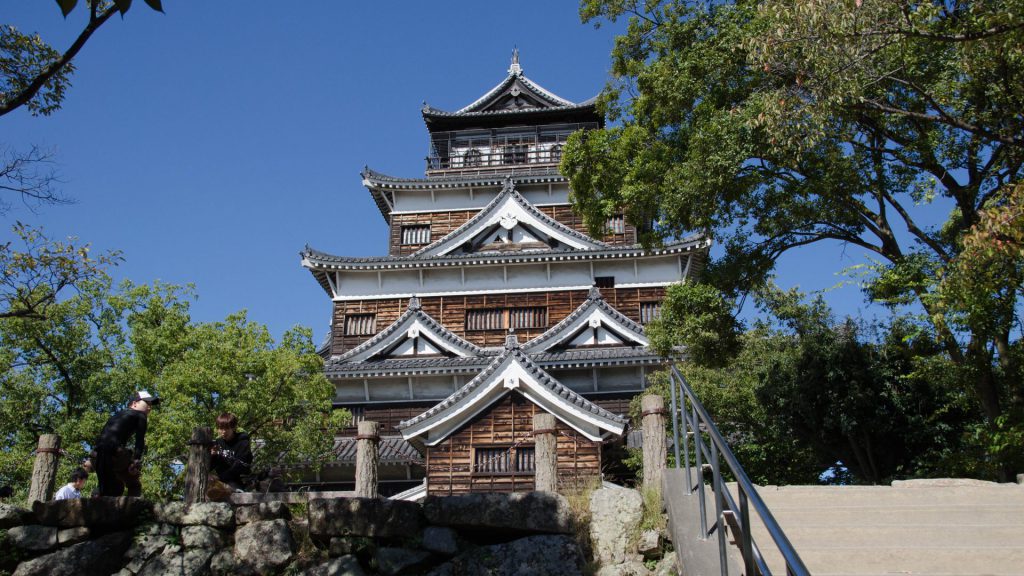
[668, 364, 810, 576]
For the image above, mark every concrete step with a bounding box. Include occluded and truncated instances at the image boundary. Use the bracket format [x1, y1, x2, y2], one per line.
[745, 524, 1024, 549]
[754, 546, 1024, 576]
[715, 481, 1024, 575]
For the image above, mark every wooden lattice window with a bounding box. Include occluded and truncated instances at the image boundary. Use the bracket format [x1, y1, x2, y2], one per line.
[401, 225, 431, 245]
[473, 446, 535, 475]
[466, 309, 504, 331]
[640, 302, 662, 324]
[344, 314, 376, 336]
[606, 214, 625, 234]
[466, 307, 548, 331]
[509, 307, 547, 329]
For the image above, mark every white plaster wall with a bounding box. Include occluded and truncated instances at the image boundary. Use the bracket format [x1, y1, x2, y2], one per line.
[390, 183, 571, 214]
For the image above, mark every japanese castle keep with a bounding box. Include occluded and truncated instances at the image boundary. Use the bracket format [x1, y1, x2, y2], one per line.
[300, 51, 709, 496]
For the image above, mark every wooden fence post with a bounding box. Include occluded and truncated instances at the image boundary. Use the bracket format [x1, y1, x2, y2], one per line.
[27, 434, 61, 505]
[355, 421, 379, 498]
[641, 395, 667, 496]
[184, 427, 212, 505]
[533, 414, 558, 493]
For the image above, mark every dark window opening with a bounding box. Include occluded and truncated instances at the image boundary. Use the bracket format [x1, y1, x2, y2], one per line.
[594, 276, 615, 289]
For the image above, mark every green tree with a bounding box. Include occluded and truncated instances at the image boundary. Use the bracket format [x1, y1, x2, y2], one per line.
[644, 284, 978, 484]
[567, 0, 1023, 478]
[0, 227, 347, 499]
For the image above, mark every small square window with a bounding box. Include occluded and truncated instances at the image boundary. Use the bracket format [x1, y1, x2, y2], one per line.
[640, 302, 662, 324]
[466, 309, 505, 331]
[606, 214, 625, 234]
[344, 314, 376, 336]
[473, 446, 535, 474]
[401, 225, 431, 245]
[594, 276, 615, 289]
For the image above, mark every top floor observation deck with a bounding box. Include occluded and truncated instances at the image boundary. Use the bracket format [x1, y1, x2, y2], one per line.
[420, 50, 603, 179]
[424, 122, 599, 177]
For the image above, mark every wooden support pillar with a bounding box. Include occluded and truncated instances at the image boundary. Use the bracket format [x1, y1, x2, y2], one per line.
[355, 421, 380, 498]
[184, 427, 213, 505]
[533, 414, 558, 493]
[28, 434, 61, 505]
[641, 395, 667, 496]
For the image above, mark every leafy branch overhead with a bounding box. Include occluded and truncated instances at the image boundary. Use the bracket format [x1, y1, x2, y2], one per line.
[0, 0, 164, 119]
[570, 0, 1023, 479]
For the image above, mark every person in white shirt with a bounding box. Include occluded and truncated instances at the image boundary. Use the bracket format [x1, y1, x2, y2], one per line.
[54, 468, 88, 500]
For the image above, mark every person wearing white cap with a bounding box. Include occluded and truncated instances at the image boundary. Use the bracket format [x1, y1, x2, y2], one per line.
[93, 390, 161, 497]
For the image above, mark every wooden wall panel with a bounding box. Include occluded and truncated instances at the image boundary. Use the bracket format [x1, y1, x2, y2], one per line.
[330, 286, 668, 355]
[423, 393, 603, 496]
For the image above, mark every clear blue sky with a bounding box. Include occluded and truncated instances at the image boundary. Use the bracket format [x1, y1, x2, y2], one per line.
[3, 2, 908, 342]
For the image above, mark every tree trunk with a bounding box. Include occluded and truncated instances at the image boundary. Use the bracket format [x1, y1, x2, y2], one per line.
[533, 414, 558, 493]
[27, 434, 61, 506]
[642, 395, 667, 496]
[355, 421, 379, 498]
[184, 427, 212, 505]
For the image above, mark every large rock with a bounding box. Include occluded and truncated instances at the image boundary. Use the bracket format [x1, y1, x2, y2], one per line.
[590, 487, 643, 564]
[298, 555, 367, 576]
[236, 501, 291, 524]
[0, 503, 30, 528]
[12, 530, 132, 576]
[123, 530, 172, 574]
[427, 534, 584, 576]
[136, 545, 214, 576]
[6, 525, 58, 552]
[234, 518, 295, 573]
[309, 497, 423, 539]
[182, 524, 226, 549]
[421, 526, 459, 556]
[423, 491, 573, 535]
[375, 547, 432, 576]
[57, 526, 90, 545]
[153, 502, 234, 527]
[31, 497, 153, 530]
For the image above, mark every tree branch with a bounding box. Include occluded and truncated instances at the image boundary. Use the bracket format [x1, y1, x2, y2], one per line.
[0, 5, 117, 118]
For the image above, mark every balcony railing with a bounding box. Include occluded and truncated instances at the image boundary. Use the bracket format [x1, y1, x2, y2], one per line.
[426, 123, 597, 177]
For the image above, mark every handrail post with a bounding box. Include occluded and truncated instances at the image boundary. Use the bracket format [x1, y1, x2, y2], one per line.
[740, 489, 755, 576]
[668, 372, 681, 470]
[711, 441, 728, 575]
[693, 401, 707, 538]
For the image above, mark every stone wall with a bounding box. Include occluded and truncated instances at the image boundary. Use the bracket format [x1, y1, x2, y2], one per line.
[0, 488, 677, 576]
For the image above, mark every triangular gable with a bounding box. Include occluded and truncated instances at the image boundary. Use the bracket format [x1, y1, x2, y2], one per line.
[455, 49, 575, 114]
[411, 179, 608, 258]
[398, 332, 627, 445]
[522, 287, 650, 353]
[335, 297, 487, 363]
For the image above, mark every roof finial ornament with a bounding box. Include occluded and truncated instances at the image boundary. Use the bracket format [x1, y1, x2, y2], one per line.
[505, 328, 520, 350]
[408, 295, 422, 311]
[588, 286, 604, 300]
[508, 47, 522, 76]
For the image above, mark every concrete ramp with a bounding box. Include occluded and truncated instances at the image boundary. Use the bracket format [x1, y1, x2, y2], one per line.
[736, 479, 1024, 576]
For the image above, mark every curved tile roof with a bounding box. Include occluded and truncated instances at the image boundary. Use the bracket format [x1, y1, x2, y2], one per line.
[409, 178, 609, 257]
[332, 296, 488, 364]
[397, 336, 628, 436]
[301, 233, 709, 272]
[521, 286, 649, 353]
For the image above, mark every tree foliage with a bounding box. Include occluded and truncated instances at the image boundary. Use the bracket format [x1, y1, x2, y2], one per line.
[569, 0, 1024, 477]
[0, 226, 347, 499]
[644, 284, 981, 484]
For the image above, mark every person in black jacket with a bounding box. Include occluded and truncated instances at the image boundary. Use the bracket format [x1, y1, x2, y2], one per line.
[94, 390, 160, 497]
[210, 412, 252, 492]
